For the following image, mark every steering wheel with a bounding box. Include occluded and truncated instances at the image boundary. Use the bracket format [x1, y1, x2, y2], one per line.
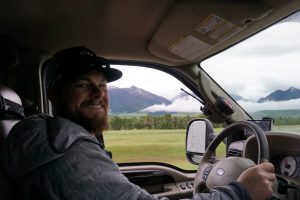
[194, 121, 270, 193]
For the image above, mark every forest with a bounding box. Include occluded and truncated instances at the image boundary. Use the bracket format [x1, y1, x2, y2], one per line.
[108, 114, 300, 130]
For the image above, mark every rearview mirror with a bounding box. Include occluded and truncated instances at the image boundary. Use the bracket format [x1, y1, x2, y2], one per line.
[186, 118, 215, 165]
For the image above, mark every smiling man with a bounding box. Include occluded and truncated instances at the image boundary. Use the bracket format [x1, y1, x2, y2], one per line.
[47, 47, 122, 135]
[1, 46, 275, 200]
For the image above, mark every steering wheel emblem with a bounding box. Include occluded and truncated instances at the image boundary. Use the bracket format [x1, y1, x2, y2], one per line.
[216, 168, 225, 176]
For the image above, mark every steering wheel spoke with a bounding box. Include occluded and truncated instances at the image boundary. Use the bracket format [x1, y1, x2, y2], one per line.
[194, 162, 214, 192]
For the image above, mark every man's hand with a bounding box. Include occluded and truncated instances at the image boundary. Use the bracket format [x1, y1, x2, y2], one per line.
[237, 162, 276, 200]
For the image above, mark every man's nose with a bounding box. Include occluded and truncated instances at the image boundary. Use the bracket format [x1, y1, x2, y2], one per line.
[91, 85, 105, 98]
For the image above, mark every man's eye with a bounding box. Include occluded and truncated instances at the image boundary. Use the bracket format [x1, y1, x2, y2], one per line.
[77, 83, 89, 88]
[99, 83, 107, 88]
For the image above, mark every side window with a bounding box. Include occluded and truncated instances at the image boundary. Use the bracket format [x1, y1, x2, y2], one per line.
[104, 65, 201, 170]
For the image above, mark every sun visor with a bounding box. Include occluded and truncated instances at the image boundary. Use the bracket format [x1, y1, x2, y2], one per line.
[0, 36, 20, 70]
[148, 0, 272, 64]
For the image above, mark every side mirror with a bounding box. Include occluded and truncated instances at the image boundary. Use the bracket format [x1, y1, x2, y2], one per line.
[186, 118, 215, 165]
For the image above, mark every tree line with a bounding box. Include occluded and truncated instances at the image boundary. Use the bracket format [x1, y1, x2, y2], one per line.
[109, 114, 220, 130]
[108, 114, 300, 130]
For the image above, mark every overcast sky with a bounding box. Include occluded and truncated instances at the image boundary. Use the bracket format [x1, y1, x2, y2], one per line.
[109, 12, 300, 113]
[202, 21, 300, 101]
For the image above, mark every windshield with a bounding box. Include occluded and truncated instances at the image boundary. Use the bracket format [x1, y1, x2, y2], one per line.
[201, 11, 300, 132]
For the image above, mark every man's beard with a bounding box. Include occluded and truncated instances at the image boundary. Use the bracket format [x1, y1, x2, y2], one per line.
[56, 100, 109, 135]
[74, 109, 109, 134]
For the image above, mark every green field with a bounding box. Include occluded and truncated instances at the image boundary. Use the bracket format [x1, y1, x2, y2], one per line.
[273, 125, 300, 133]
[104, 129, 225, 170]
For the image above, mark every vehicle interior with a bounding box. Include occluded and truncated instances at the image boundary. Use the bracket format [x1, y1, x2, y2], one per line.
[1, 0, 300, 199]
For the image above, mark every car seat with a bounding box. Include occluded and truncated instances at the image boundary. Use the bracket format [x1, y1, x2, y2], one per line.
[0, 35, 24, 146]
[0, 84, 25, 199]
[0, 35, 24, 200]
[0, 84, 24, 146]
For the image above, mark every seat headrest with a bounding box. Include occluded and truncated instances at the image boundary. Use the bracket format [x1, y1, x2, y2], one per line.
[0, 84, 24, 120]
[0, 36, 20, 70]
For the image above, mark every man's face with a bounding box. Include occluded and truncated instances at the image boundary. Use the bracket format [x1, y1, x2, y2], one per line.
[54, 70, 109, 133]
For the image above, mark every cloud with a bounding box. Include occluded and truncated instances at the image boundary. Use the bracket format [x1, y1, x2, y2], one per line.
[202, 45, 300, 101]
[143, 96, 300, 115]
[238, 99, 300, 113]
[227, 23, 300, 57]
[142, 96, 202, 113]
[141, 92, 300, 118]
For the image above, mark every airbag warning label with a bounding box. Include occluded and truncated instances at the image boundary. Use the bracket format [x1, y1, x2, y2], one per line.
[169, 35, 211, 61]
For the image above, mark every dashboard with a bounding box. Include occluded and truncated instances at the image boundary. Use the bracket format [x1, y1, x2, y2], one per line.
[228, 131, 300, 199]
[272, 155, 300, 178]
[243, 132, 300, 171]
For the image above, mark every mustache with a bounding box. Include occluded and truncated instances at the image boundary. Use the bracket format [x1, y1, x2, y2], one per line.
[81, 100, 108, 108]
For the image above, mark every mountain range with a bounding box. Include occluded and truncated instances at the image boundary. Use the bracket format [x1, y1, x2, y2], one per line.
[108, 86, 300, 114]
[258, 87, 300, 103]
[108, 86, 171, 113]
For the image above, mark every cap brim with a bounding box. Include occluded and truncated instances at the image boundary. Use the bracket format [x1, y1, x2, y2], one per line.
[103, 67, 123, 83]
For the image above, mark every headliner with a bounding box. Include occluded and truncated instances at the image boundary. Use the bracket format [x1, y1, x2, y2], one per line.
[1, 0, 299, 66]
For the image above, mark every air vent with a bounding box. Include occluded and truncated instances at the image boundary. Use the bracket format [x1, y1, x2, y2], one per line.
[227, 149, 242, 157]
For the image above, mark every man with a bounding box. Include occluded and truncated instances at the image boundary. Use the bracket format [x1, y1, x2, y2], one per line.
[1, 46, 276, 200]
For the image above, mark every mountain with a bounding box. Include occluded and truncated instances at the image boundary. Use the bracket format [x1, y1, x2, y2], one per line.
[231, 94, 249, 102]
[258, 87, 300, 102]
[108, 86, 171, 114]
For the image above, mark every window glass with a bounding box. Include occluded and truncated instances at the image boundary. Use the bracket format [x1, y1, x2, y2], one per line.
[104, 65, 201, 170]
[201, 11, 300, 133]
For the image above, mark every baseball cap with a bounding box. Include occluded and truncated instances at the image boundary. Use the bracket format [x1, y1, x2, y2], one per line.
[49, 46, 122, 87]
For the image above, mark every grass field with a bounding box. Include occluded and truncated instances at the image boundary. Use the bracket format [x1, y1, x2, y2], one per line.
[273, 125, 300, 133]
[104, 129, 225, 170]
